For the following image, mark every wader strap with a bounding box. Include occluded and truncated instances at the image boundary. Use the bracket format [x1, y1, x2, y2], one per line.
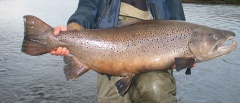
[147, 0, 170, 20]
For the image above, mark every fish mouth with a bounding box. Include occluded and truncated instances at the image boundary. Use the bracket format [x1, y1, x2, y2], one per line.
[213, 36, 237, 52]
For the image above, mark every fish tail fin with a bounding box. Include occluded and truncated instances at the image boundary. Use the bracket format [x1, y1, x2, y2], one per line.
[64, 56, 90, 80]
[22, 15, 54, 56]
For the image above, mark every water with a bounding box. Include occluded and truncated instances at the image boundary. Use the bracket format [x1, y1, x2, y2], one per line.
[175, 4, 240, 103]
[0, 1, 239, 103]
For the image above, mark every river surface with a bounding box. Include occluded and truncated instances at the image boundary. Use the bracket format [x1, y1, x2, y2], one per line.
[0, 0, 239, 103]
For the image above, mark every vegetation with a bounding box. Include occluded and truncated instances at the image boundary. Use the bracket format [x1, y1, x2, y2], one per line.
[182, 0, 240, 4]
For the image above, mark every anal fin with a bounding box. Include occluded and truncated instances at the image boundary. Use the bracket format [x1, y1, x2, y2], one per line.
[115, 75, 134, 96]
[63, 56, 90, 80]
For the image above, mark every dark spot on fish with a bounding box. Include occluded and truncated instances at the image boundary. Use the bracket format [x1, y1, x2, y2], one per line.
[151, 39, 154, 43]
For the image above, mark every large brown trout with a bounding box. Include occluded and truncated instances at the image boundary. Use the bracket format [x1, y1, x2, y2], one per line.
[22, 15, 237, 96]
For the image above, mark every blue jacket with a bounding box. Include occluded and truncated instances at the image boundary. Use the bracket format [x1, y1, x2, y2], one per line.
[68, 0, 185, 29]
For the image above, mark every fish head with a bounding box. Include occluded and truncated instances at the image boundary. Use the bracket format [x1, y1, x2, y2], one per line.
[188, 26, 237, 62]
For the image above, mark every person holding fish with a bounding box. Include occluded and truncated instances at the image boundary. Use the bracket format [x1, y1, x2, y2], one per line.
[52, 0, 187, 102]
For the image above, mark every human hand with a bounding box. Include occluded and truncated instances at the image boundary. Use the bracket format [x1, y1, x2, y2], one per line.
[50, 23, 83, 56]
[172, 63, 196, 69]
[50, 26, 69, 56]
[50, 47, 69, 56]
[53, 26, 67, 36]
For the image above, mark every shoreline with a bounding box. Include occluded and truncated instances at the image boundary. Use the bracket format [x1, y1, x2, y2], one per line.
[182, 0, 240, 4]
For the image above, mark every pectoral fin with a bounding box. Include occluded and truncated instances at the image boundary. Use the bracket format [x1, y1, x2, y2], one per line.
[63, 56, 90, 80]
[115, 75, 134, 96]
[175, 57, 195, 72]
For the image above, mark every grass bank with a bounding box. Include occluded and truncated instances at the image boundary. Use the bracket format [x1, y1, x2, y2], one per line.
[182, 0, 240, 4]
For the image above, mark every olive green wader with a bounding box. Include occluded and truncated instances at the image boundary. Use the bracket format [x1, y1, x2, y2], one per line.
[97, 2, 177, 103]
[98, 70, 176, 103]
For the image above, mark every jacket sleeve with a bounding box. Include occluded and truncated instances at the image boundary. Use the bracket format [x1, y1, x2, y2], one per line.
[166, 0, 185, 20]
[146, 0, 185, 20]
[67, 0, 100, 29]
